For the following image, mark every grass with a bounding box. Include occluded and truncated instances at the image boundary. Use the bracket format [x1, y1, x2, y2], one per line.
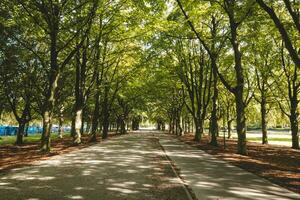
[246, 137, 292, 142]
[0, 134, 62, 146]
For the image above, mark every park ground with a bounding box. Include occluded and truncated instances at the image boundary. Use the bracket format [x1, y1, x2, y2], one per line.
[0, 130, 299, 199]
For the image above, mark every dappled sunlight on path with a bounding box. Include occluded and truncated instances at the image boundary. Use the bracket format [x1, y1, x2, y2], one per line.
[159, 134, 300, 200]
[0, 133, 186, 200]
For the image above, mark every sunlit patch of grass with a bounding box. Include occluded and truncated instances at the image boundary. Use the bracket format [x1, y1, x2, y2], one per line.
[246, 137, 292, 142]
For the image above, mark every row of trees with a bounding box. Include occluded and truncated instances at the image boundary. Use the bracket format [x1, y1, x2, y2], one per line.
[0, 0, 165, 151]
[0, 0, 299, 155]
[155, 0, 299, 155]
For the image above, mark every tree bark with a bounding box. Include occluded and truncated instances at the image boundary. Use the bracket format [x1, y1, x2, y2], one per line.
[24, 122, 29, 137]
[41, 110, 53, 152]
[261, 96, 268, 144]
[235, 90, 247, 155]
[102, 85, 109, 139]
[227, 2, 247, 155]
[41, 17, 59, 152]
[90, 89, 100, 141]
[71, 43, 88, 144]
[227, 119, 233, 139]
[16, 121, 25, 145]
[194, 117, 202, 141]
[58, 108, 64, 138]
[210, 59, 219, 146]
[120, 119, 126, 134]
[290, 98, 299, 149]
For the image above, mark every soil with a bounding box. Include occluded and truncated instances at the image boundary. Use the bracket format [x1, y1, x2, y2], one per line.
[179, 133, 300, 194]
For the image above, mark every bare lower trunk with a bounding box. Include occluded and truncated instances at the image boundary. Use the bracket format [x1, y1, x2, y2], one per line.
[168, 119, 172, 133]
[290, 99, 299, 149]
[90, 90, 100, 141]
[102, 86, 109, 139]
[102, 117, 109, 139]
[194, 118, 202, 141]
[58, 110, 64, 138]
[227, 119, 233, 139]
[24, 122, 29, 137]
[235, 91, 247, 155]
[41, 111, 52, 152]
[210, 64, 218, 146]
[16, 121, 25, 145]
[72, 109, 82, 144]
[261, 97, 268, 144]
[120, 119, 126, 134]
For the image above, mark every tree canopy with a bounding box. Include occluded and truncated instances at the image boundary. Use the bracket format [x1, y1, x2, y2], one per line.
[0, 0, 299, 154]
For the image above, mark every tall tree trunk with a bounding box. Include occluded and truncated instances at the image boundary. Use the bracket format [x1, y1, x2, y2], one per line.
[41, 24, 59, 152]
[227, 119, 233, 139]
[194, 117, 201, 141]
[16, 121, 25, 145]
[24, 122, 29, 137]
[71, 82, 83, 144]
[81, 107, 85, 135]
[229, 6, 247, 155]
[210, 60, 218, 146]
[120, 119, 126, 134]
[261, 96, 268, 144]
[102, 85, 109, 139]
[58, 108, 64, 138]
[290, 98, 299, 149]
[41, 110, 53, 152]
[169, 119, 172, 133]
[90, 85, 100, 141]
[72, 109, 82, 144]
[71, 47, 87, 145]
[235, 90, 247, 155]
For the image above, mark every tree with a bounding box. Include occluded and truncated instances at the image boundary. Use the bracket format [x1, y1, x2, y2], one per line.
[7, 0, 99, 151]
[255, 0, 300, 68]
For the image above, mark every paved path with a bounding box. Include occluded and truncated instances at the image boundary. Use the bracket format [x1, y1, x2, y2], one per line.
[159, 134, 300, 200]
[0, 133, 187, 200]
[1, 131, 299, 200]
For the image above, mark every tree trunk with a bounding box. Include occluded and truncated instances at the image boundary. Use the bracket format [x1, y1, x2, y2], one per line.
[194, 117, 202, 141]
[120, 119, 126, 134]
[235, 90, 247, 155]
[227, 119, 233, 139]
[71, 51, 84, 145]
[24, 122, 29, 137]
[90, 88, 100, 141]
[261, 97, 268, 144]
[41, 24, 59, 152]
[210, 60, 218, 146]
[16, 121, 25, 145]
[157, 121, 161, 130]
[58, 108, 64, 138]
[72, 109, 82, 144]
[290, 98, 299, 149]
[169, 119, 172, 133]
[41, 110, 52, 152]
[102, 115, 109, 139]
[81, 107, 85, 135]
[102, 85, 109, 139]
[229, 7, 247, 155]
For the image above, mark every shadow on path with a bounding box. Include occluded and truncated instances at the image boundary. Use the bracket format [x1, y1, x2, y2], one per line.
[0, 133, 187, 200]
[159, 134, 300, 200]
